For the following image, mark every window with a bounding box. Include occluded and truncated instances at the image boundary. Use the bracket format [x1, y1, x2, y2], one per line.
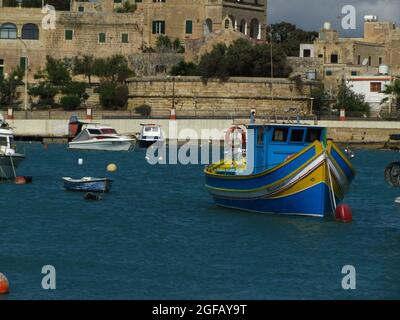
[318, 54, 323, 58]
[303, 49, 311, 57]
[272, 128, 288, 142]
[225, 19, 230, 29]
[65, 29, 73, 40]
[379, 57, 383, 65]
[0, 23, 17, 39]
[98, 33, 106, 43]
[21, 23, 39, 40]
[185, 20, 193, 34]
[152, 21, 165, 34]
[325, 70, 333, 76]
[368, 56, 372, 66]
[357, 55, 361, 65]
[114, 0, 122, 3]
[88, 129, 101, 135]
[370, 82, 382, 93]
[257, 127, 264, 145]
[121, 33, 129, 43]
[306, 129, 322, 142]
[0, 137, 7, 146]
[20, 57, 28, 70]
[330, 54, 338, 64]
[351, 71, 357, 76]
[290, 129, 305, 143]
[78, 6, 84, 12]
[101, 129, 117, 134]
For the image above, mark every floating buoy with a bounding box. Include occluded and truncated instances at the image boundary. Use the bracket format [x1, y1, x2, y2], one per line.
[78, 158, 83, 166]
[84, 192, 102, 201]
[0, 273, 9, 294]
[107, 163, 117, 172]
[335, 204, 352, 223]
[15, 176, 26, 185]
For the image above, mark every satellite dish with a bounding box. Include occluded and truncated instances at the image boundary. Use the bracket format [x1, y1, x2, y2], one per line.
[362, 58, 369, 66]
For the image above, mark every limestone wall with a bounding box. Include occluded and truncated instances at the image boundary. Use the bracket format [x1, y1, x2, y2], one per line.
[126, 76, 317, 117]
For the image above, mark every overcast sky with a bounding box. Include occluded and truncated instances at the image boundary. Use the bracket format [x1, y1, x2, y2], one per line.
[268, 0, 400, 37]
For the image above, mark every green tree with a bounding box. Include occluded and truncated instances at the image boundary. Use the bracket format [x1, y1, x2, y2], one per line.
[3, 0, 18, 7]
[134, 104, 152, 117]
[35, 56, 71, 86]
[96, 83, 129, 110]
[310, 87, 332, 113]
[21, 0, 42, 8]
[114, 1, 137, 13]
[170, 61, 198, 76]
[93, 55, 134, 84]
[155, 35, 185, 53]
[28, 83, 58, 108]
[336, 83, 370, 115]
[270, 22, 318, 57]
[73, 55, 95, 84]
[0, 68, 24, 109]
[381, 78, 400, 111]
[60, 95, 81, 110]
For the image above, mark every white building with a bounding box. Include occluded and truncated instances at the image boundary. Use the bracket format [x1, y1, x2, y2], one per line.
[346, 74, 393, 114]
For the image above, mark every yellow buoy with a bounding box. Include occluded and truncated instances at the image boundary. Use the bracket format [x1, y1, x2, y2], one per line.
[107, 163, 117, 172]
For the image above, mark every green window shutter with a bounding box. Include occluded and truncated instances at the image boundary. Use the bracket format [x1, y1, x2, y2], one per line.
[122, 33, 129, 43]
[152, 21, 157, 34]
[161, 21, 165, 34]
[185, 20, 193, 34]
[20, 57, 28, 70]
[99, 33, 106, 43]
[65, 29, 73, 40]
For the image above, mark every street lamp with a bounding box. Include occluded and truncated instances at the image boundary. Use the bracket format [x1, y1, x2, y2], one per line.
[17, 37, 28, 111]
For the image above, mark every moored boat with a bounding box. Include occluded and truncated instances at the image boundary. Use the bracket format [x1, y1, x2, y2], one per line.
[68, 116, 135, 152]
[204, 122, 356, 217]
[62, 177, 113, 193]
[137, 124, 164, 148]
[0, 117, 25, 181]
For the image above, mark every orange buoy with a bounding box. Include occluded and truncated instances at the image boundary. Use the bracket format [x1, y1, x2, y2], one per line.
[15, 176, 27, 185]
[0, 273, 9, 294]
[335, 204, 352, 223]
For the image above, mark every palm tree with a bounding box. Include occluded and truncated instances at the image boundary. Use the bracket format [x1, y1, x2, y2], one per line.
[382, 78, 400, 112]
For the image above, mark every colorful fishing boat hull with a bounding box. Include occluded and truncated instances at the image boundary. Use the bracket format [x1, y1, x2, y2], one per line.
[205, 130, 355, 218]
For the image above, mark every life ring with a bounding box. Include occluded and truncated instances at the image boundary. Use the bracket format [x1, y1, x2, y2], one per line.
[225, 125, 247, 151]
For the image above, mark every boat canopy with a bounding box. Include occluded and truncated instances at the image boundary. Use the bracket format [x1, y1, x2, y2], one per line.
[247, 124, 327, 173]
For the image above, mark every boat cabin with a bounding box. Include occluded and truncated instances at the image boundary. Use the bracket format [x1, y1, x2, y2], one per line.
[139, 124, 162, 140]
[247, 124, 327, 173]
[0, 128, 16, 155]
[72, 125, 119, 142]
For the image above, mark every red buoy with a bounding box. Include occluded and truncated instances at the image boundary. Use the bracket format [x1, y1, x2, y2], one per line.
[15, 176, 27, 185]
[335, 204, 352, 223]
[0, 273, 9, 294]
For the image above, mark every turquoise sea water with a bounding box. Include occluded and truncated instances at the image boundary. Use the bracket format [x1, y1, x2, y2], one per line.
[0, 143, 399, 300]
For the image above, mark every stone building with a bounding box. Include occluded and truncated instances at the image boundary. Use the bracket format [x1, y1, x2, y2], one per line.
[293, 18, 400, 95]
[0, 0, 267, 80]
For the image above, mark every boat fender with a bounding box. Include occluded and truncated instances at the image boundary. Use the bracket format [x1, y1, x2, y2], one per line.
[15, 176, 26, 185]
[335, 204, 352, 223]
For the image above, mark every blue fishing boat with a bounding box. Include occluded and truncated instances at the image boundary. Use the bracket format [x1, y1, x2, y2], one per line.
[204, 123, 356, 217]
[62, 177, 113, 193]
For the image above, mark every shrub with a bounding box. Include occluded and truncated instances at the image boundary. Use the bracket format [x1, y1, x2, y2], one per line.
[114, 85, 129, 109]
[28, 83, 58, 107]
[60, 95, 81, 110]
[134, 104, 152, 117]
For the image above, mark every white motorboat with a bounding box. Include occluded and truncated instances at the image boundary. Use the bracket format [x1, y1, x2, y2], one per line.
[0, 117, 24, 180]
[137, 124, 164, 148]
[69, 123, 135, 152]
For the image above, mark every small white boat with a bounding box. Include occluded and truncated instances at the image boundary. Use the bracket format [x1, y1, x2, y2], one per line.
[69, 123, 135, 152]
[137, 124, 164, 148]
[62, 177, 113, 193]
[0, 117, 24, 180]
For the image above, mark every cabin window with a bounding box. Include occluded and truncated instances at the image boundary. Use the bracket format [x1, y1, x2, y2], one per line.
[101, 129, 117, 134]
[272, 128, 288, 142]
[257, 127, 264, 145]
[290, 129, 305, 143]
[306, 128, 322, 142]
[0, 136, 7, 146]
[88, 129, 101, 135]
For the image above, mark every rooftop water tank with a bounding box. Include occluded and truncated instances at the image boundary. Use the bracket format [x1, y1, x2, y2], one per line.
[379, 64, 389, 75]
[364, 15, 378, 22]
[323, 22, 331, 30]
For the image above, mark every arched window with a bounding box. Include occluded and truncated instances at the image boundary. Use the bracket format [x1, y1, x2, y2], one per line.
[250, 18, 260, 39]
[228, 15, 236, 30]
[224, 19, 230, 29]
[22, 23, 39, 40]
[0, 23, 17, 39]
[204, 18, 213, 36]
